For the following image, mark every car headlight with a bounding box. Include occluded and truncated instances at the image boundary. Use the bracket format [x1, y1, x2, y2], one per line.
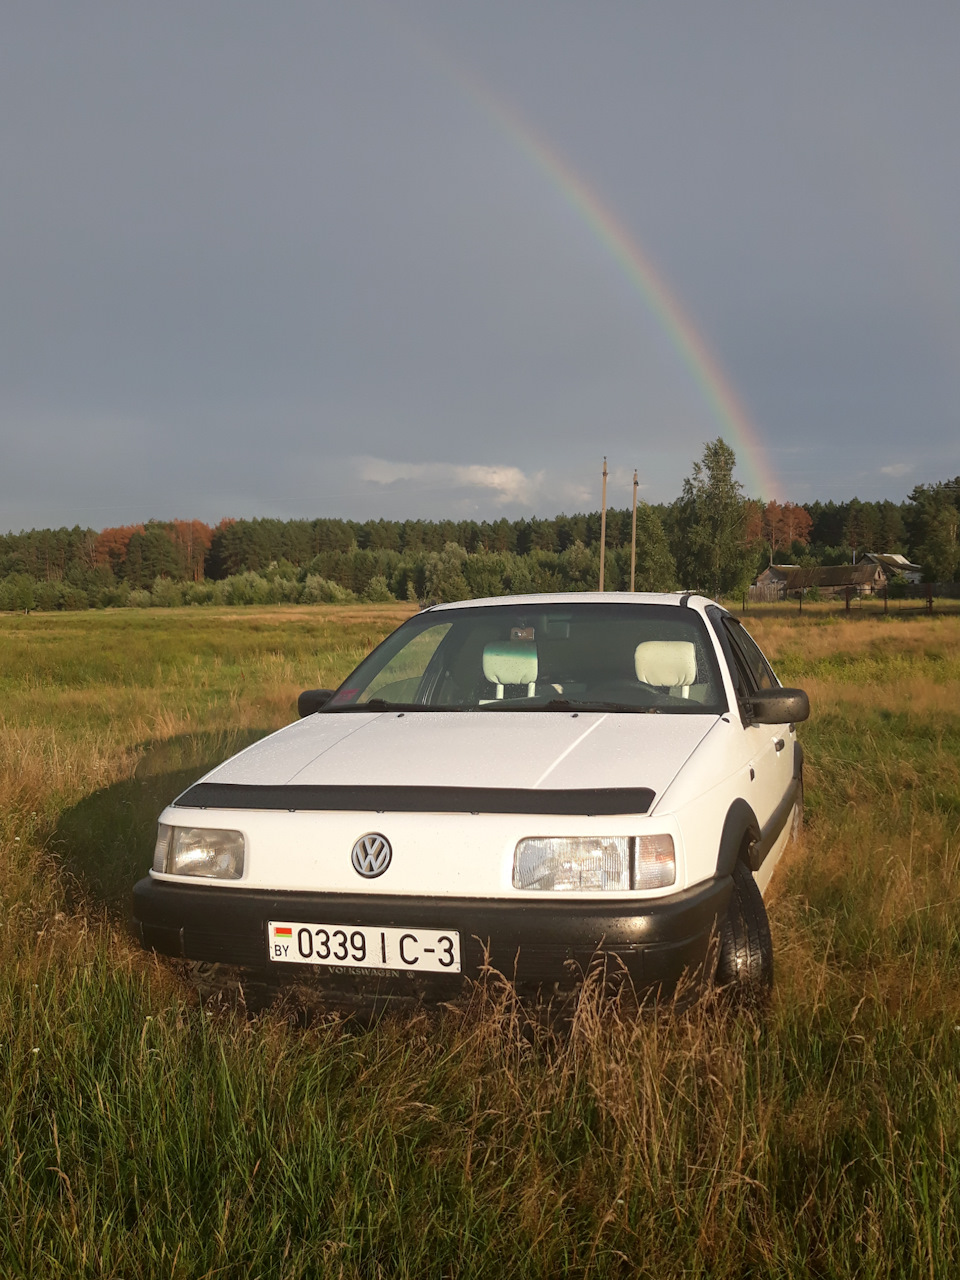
[153, 824, 245, 879]
[513, 834, 675, 891]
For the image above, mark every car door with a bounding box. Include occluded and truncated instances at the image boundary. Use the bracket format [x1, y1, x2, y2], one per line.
[716, 616, 795, 840]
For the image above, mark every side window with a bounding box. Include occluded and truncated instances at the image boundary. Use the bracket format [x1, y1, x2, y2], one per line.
[720, 620, 755, 695]
[724, 621, 777, 692]
[356, 624, 452, 704]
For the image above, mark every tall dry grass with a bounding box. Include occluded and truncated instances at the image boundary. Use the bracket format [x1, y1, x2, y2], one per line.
[0, 604, 959, 1277]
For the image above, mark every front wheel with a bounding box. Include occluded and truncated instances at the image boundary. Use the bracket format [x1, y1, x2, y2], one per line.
[716, 859, 773, 1002]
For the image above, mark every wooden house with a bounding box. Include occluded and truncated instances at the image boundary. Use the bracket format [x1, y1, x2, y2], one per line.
[753, 562, 887, 600]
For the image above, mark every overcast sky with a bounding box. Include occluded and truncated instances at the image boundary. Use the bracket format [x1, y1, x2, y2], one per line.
[2, 0, 959, 532]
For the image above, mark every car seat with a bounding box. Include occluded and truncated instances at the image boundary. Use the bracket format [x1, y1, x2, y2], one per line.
[634, 640, 697, 698]
[482, 642, 538, 700]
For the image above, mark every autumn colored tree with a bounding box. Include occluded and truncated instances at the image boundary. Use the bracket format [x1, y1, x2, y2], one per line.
[757, 500, 812, 563]
[169, 520, 213, 581]
[93, 525, 146, 574]
[743, 500, 764, 545]
[780, 502, 813, 547]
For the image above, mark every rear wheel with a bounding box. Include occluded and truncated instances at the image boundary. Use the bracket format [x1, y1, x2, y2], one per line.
[716, 858, 773, 1002]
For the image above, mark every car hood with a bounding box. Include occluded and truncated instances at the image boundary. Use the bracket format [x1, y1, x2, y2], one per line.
[196, 710, 718, 801]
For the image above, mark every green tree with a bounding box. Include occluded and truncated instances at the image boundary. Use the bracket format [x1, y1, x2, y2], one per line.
[672, 438, 757, 597]
[463, 551, 509, 599]
[907, 480, 960, 581]
[558, 540, 598, 590]
[626, 505, 676, 591]
[361, 575, 396, 603]
[843, 499, 880, 557]
[0, 573, 36, 612]
[876, 500, 906, 552]
[423, 543, 471, 603]
[123, 526, 183, 587]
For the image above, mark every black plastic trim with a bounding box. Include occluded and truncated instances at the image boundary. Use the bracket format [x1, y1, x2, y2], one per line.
[132, 875, 733, 996]
[749, 778, 799, 871]
[298, 689, 334, 718]
[174, 782, 656, 815]
[742, 688, 810, 726]
[716, 799, 761, 879]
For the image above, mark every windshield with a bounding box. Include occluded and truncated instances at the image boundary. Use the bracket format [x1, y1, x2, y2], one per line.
[324, 602, 728, 714]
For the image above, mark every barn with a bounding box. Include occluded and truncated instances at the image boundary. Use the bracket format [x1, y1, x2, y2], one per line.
[752, 562, 887, 601]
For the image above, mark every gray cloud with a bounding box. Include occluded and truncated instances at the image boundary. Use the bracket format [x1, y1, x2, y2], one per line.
[2, 0, 959, 531]
[353, 456, 598, 514]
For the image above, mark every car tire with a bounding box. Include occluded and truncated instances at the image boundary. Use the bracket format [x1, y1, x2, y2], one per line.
[716, 858, 773, 1002]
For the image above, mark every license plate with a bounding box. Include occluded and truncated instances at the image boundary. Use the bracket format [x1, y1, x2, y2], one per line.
[267, 921, 461, 974]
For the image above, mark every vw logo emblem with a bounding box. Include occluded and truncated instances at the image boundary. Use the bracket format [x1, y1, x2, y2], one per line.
[351, 833, 392, 879]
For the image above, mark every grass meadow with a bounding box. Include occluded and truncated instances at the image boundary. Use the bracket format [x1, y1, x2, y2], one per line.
[1, 602, 960, 1277]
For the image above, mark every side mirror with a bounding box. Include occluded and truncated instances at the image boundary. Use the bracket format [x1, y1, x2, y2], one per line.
[741, 688, 810, 725]
[298, 688, 335, 717]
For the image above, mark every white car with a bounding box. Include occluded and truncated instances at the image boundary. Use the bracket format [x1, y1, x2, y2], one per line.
[133, 593, 808, 1012]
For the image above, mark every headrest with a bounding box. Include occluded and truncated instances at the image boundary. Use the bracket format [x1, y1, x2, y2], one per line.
[634, 640, 697, 688]
[483, 642, 539, 687]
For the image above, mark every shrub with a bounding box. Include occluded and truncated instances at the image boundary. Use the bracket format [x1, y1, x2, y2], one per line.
[301, 575, 358, 604]
[59, 586, 92, 611]
[93, 584, 130, 609]
[0, 573, 36, 612]
[361, 575, 395, 603]
[183, 581, 225, 606]
[222, 572, 276, 606]
[32, 581, 64, 611]
[150, 578, 185, 608]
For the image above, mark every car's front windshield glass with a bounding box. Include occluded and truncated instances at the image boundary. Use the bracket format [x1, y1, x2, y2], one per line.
[323, 602, 727, 714]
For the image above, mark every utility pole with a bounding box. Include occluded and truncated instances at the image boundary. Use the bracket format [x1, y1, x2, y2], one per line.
[598, 456, 608, 591]
[630, 468, 638, 592]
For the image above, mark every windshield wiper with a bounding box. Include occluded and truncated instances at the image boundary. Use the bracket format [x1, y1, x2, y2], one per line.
[325, 698, 662, 714]
[323, 699, 468, 713]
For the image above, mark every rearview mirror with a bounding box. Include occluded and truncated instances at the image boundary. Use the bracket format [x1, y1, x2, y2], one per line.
[298, 688, 335, 717]
[741, 688, 810, 725]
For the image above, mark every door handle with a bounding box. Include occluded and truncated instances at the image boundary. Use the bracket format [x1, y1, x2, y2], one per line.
[774, 738, 785, 752]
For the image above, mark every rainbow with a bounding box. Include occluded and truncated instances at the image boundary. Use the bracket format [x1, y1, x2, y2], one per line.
[418, 42, 779, 499]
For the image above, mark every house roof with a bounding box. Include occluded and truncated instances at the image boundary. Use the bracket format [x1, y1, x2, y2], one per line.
[864, 552, 922, 573]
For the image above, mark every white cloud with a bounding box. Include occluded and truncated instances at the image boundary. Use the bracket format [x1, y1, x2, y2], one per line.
[880, 463, 913, 478]
[354, 457, 593, 510]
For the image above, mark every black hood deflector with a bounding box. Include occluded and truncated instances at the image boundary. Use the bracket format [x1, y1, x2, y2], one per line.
[174, 782, 655, 816]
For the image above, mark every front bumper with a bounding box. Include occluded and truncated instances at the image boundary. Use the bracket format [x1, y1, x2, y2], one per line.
[132, 875, 732, 1005]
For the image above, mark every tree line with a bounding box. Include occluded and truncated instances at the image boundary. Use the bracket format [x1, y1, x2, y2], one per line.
[2, 441, 958, 611]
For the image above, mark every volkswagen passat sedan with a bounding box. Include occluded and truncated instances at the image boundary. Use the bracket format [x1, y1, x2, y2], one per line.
[133, 593, 808, 1011]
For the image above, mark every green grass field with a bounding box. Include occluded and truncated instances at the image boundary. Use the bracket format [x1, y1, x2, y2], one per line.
[2, 604, 960, 1278]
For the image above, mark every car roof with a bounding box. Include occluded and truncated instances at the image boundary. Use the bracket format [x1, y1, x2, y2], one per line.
[425, 592, 722, 617]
